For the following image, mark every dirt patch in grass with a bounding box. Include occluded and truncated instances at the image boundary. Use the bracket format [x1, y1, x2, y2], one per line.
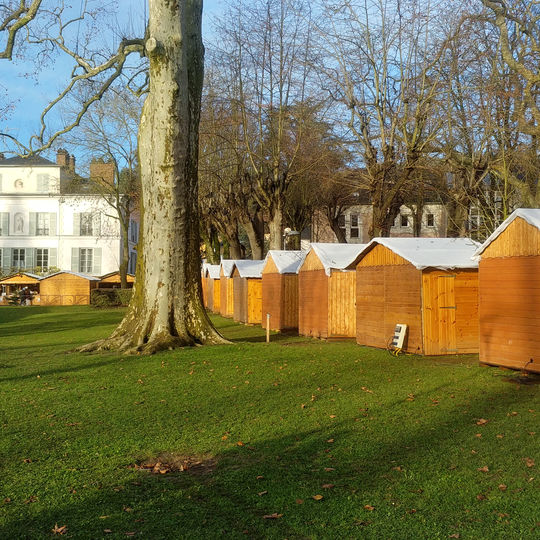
[131, 453, 217, 476]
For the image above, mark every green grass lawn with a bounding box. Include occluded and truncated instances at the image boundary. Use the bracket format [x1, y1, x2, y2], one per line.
[0, 306, 538, 539]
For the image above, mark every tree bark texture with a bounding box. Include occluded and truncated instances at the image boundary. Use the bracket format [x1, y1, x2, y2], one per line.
[81, 0, 225, 353]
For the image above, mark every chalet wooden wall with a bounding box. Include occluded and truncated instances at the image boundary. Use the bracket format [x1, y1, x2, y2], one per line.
[219, 275, 234, 318]
[212, 279, 221, 313]
[206, 278, 214, 311]
[40, 274, 97, 305]
[298, 269, 329, 338]
[247, 279, 262, 324]
[202, 276, 208, 308]
[281, 274, 299, 329]
[233, 272, 247, 323]
[479, 221, 540, 373]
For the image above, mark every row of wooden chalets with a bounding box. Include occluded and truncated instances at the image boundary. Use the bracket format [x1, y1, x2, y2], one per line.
[203, 209, 540, 375]
[0, 271, 135, 306]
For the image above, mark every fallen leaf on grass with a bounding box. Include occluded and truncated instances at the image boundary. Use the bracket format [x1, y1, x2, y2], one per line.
[237, 441, 244, 446]
[329, 415, 336, 419]
[476, 418, 489, 426]
[406, 394, 415, 401]
[24, 495, 37, 504]
[448, 534, 460, 539]
[125, 533, 136, 537]
[327, 438, 334, 443]
[478, 466, 489, 473]
[508, 411, 518, 416]
[392, 466, 403, 472]
[258, 491, 268, 497]
[52, 524, 67, 535]
[296, 499, 304, 504]
[496, 434, 504, 439]
[524, 457, 535, 468]
[476, 494, 487, 501]
[361, 387, 373, 394]
[406, 508, 417, 514]
[322, 484, 334, 489]
[221, 435, 228, 441]
[475, 433, 482, 438]
[263, 513, 283, 519]
[104, 530, 112, 534]
[498, 484, 507, 491]
[324, 467, 335, 472]
[312, 494, 324, 501]
[364, 505, 375, 511]
[256, 475, 264, 480]
[3, 498, 11, 503]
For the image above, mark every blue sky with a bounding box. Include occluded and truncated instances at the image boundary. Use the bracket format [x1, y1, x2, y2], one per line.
[1, 0, 225, 159]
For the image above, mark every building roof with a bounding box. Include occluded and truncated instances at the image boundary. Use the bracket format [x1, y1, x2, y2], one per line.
[309, 243, 368, 276]
[0, 155, 58, 167]
[206, 264, 221, 279]
[41, 270, 101, 281]
[265, 250, 307, 274]
[474, 208, 540, 258]
[232, 259, 265, 278]
[220, 259, 236, 277]
[349, 237, 480, 270]
[0, 271, 43, 283]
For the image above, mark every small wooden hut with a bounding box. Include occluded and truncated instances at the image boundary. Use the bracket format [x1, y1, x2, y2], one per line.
[348, 238, 480, 355]
[39, 271, 100, 305]
[201, 262, 209, 307]
[0, 272, 41, 305]
[232, 260, 265, 324]
[98, 271, 135, 288]
[219, 260, 236, 318]
[474, 209, 540, 373]
[204, 265, 221, 312]
[298, 243, 366, 339]
[262, 250, 306, 332]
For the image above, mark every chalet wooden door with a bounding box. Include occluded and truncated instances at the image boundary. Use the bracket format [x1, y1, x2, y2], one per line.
[435, 274, 457, 354]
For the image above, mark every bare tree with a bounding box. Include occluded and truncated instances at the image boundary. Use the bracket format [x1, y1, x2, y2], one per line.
[1, 1, 225, 353]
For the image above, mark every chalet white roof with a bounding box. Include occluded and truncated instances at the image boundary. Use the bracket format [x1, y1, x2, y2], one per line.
[474, 208, 540, 258]
[308, 243, 368, 276]
[233, 259, 265, 278]
[0, 271, 43, 281]
[350, 237, 480, 270]
[41, 270, 101, 281]
[206, 264, 221, 279]
[220, 259, 236, 277]
[265, 250, 307, 274]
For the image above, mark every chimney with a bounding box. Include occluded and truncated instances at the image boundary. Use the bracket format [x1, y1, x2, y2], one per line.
[69, 154, 76, 173]
[89, 158, 115, 186]
[56, 148, 69, 167]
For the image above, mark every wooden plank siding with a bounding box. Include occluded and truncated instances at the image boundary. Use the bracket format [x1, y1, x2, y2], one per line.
[206, 278, 214, 311]
[358, 243, 410, 267]
[479, 256, 540, 373]
[328, 271, 356, 338]
[219, 276, 234, 318]
[40, 274, 97, 306]
[247, 279, 263, 324]
[281, 274, 299, 330]
[233, 271, 247, 323]
[298, 269, 328, 338]
[482, 217, 540, 258]
[201, 276, 208, 308]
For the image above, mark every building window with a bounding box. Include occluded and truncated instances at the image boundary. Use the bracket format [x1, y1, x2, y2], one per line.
[37, 174, 50, 192]
[36, 248, 49, 270]
[468, 207, 483, 232]
[350, 213, 359, 238]
[80, 213, 93, 236]
[426, 213, 435, 227]
[36, 213, 50, 236]
[338, 214, 345, 234]
[400, 214, 409, 227]
[129, 220, 138, 242]
[13, 248, 25, 268]
[79, 248, 93, 273]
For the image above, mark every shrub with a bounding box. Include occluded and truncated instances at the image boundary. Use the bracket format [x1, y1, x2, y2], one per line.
[91, 288, 132, 307]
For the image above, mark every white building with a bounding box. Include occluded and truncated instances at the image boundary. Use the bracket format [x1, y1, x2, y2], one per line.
[0, 150, 138, 276]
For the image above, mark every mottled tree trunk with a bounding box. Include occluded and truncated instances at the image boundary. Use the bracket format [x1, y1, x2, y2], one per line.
[242, 218, 264, 260]
[268, 204, 283, 250]
[81, 0, 225, 353]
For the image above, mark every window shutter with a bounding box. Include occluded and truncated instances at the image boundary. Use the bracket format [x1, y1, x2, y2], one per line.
[71, 248, 79, 272]
[25, 248, 35, 270]
[3, 248, 11, 272]
[49, 213, 57, 236]
[49, 248, 57, 268]
[92, 212, 101, 237]
[92, 248, 102, 275]
[29, 212, 37, 236]
[73, 213, 80, 236]
[1, 212, 8, 236]
[0, 174, 3, 192]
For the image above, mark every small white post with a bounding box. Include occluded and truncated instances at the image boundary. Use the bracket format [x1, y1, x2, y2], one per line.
[266, 313, 270, 343]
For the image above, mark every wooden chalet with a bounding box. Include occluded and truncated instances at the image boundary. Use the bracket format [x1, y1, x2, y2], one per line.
[98, 271, 135, 288]
[474, 209, 540, 373]
[0, 272, 41, 305]
[232, 260, 265, 324]
[204, 264, 221, 313]
[201, 262, 209, 308]
[298, 243, 366, 339]
[219, 260, 236, 318]
[39, 271, 100, 305]
[261, 250, 306, 332]
[348, 238, 480, 355]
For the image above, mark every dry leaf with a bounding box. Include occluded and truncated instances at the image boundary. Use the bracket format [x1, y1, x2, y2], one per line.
[104, 530, 112, 534]
[237, 441, 244, 446]
[312, 494, 324, 501]
[475, 433, 482, 438]
[448, 534, 460, 539]
[508, 411, 518, 416]
[52, 524, 67, 535]
[263, 513, 283, 519]
[496, 434, 504, 439]
[258, 491, 268, 497]
[125, 533, 136, 537]
[24, 495, 37, 504]
[498, 484, 507, 491]
[476, 418, 488, 426]
[221, 435, 228, 441]
[525, 457, 535, 468]
[476, 494, 487, 501]
[406, 508, 417, 514]
[301, 404, 306, 409]
[322, 484, 334, 489]
[256, 475, 264, 480]
[296, 499, 304, 504]
[392, 466, 403, 471]
[364, 504, 375, 511]
[478, 466, 489, 473]
[329, 415, 336, 419]
[361, 387, 373, 394]
[324, 467, 335, 472]
[327, 439, 334, 443]
[3, 498, 11, 503]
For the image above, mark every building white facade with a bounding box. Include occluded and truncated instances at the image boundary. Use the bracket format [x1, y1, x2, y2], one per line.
[0, 151, 138, 276]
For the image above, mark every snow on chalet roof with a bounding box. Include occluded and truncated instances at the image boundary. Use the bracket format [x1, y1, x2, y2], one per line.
[349, 237, 480, 270]
[265, 250, 307, 274]
[220, 259, 236, 277]
[309, 243, 368, 276]
[474, 208, 540, 258]
[233, 260, 265, 278]
[206, 264, 221, 279]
